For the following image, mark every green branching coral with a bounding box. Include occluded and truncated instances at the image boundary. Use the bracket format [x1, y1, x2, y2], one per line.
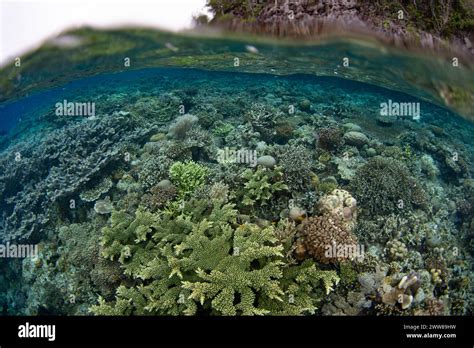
[92, 202, 238, 315]
[91, 199, 339, 316]
[21, 221, 122, 315]
[100, 209, 162, 274]
[260, 260, 340, 315]
[211, 121, 234, 137]
[181, 223, 285, 315]
[169, 161, 210, 198]
[239, 166, 288, 207]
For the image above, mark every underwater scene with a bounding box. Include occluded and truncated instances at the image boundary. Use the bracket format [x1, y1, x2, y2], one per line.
[0, 28, 473, 317]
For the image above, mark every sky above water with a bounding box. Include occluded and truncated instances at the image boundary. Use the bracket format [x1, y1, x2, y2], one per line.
[0, 0, 209, 64]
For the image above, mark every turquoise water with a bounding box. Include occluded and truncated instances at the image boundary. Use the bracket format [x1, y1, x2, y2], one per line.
[0, 29, 472, 316]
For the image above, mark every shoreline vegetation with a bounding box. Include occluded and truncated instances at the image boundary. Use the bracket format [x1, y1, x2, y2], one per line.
[195, 0, 474, 61]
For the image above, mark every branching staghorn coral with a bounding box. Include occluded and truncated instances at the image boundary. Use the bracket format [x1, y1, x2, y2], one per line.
[244, 103, 281, 141]
[259, 260, 340, 315]
[239, 166, 288, 207]
[90, 199, 339, 316]
[181, 223, 286, 315]
[169, 161, 210, 199]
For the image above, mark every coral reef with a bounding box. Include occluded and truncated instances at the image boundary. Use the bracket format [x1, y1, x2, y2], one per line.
[295, 214, 359, 265]
[238, 166, 288, 208]
[350, 156, 428, 216]
[169, 161, 210, 199]
[1, 55, 472, 317]
[90, 200, 339, 315]
[0, 115, 154, 242]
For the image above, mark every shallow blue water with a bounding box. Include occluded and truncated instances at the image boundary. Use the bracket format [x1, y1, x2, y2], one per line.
[0, 31, 472, 316]
[0, 67, 466, 136]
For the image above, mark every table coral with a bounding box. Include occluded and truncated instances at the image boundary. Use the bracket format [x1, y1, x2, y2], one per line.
[80, 177, 113, 202]
[0, 115, 154, 242]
